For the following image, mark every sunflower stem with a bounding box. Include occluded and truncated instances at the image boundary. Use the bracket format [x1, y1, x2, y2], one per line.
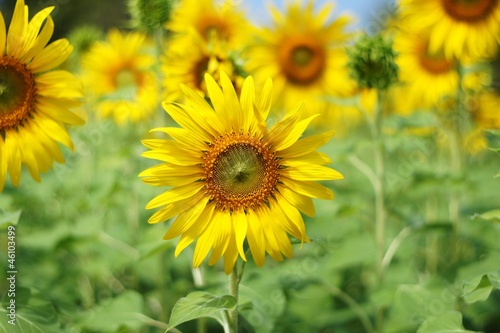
[373, 89, 386, 333]
[374, 90, 386, 284]
[448, 64, 466, 265]
[228, 265, 240, 333]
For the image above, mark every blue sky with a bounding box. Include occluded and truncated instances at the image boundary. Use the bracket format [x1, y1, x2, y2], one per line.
[241, 0, 396, 30]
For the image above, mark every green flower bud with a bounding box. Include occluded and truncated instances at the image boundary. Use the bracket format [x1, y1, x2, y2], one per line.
[348, 33, 398, 90]
[129, 0, 174, 32]
[65, 25, 104, 71]
[68, 25, 104, 56]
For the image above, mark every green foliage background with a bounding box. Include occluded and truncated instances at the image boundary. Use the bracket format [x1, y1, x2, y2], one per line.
[0, 1, 499, 333]
[1, 115, 499, 333]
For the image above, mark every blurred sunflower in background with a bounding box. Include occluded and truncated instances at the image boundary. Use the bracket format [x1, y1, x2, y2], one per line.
[245, 0, 356, 129]
[163, 0, 247, 102]
[0, 0, 84, 191]
[162, 32, 244, 102]
[140, 72, 343, 273]
[399, 0, 500, 59]
[81, 29, 159, 125]
[393, 27, 459, 108]
[465, 89, 500, 152]
[167, 0, 249, 49]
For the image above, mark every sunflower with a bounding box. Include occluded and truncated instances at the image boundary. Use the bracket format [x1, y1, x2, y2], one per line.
[140, 72, 343, 273]
[399, 0, 500, 59]
[0, 0, 84, 190]
[245, 0, 356, 124]
[82, 29, 159, 125]
[394, 27, 459, 108]
[162, 33, 243, 102]
[167, 0, 248, 49]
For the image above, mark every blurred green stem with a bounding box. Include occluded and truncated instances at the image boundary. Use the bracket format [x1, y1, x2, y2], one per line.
[448, 65, 466, 263]
[374, 90, 386, 285]
[371, 90, 386, 333]
[323, 282, 375, 333]
[192, 267, 207, 333]
[228, 264, 240, 333]
[357, 89, 387, 333]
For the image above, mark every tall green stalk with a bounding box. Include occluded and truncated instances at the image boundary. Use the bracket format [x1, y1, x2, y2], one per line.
[373, 90, 386, 333]
[374, 90, 386, 285]
[228, 264, 240, 333]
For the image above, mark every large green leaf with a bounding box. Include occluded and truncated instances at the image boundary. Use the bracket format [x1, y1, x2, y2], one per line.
[167, 291, 237, 332]
[472, 209, 500, 223]
[0, 288, 61, 333]
[462, 272, 500, 304]
[417, 311, 478, 333]
[462, 274, 494, 304]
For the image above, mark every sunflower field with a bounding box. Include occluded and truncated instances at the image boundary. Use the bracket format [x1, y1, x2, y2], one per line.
[1, 0, 500, 332]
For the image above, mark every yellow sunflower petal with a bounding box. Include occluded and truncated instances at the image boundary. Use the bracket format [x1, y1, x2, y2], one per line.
[274, 114, 320, 151]
[278, 185, 316, 217]
[173, 203, 216, 255]
[269, 197, 305, 242]
[232, 209, 248, 261]
[281, 163, 344, 181]
[22, 15, 54, 61]
[255, 205, 283, 261]
[282, 178, 334, 200]
[223, 234, 239, 274]
[163, 102, 213, 142]
[280, 130, 335, 158]
[220, 71, 242, 132]
[149, 192, 206, 224]
[36, 98, 84, 125]
[162, 196, 210, 238]
[29, 39, 72, 73]
[5, 134, 22, 187]
[239, 75, 255, 133]
[208, 210, 232, 266]
[21, 6, 53, 57]
[146, 183, 204, 209]
[0, 12, 6, 55]
[246, 209, 266, 267]
[7, 0, 26, 58]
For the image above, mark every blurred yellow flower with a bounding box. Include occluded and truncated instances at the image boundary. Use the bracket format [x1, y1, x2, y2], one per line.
[140, 72, 343, 273]
[162, 34, 243, 102]
[82, 29, 159, 125]
[167, 0, 249, 49]
[394, 28, 459, 107]
[469, 90, 500, 129]
[399, 0, 500, 59]
[245, 0, 356, 125]
[0, 0, 84, 190]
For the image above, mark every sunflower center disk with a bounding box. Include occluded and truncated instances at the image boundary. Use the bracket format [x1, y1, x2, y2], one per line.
[204, 135, 280, 211]
[213, 144, 266, 196]
[0, 56, 36, 130]
[280, 37, 326, 85]
[442, 0, 497, 22]
[419, 48, 455, 74]
[115, 69, 137, 89]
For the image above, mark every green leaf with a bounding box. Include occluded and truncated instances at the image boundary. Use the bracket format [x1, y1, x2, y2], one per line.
[78, 290, 145, 332]
[462, 274, 493, 304]
[472, 209, 500, 223]
[417, 311, 479, 333]
[167, 291, 237, 331]
[487, 271, 500, 289]
[0, 209, 21, 229]
[0, 288, 61, 333]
